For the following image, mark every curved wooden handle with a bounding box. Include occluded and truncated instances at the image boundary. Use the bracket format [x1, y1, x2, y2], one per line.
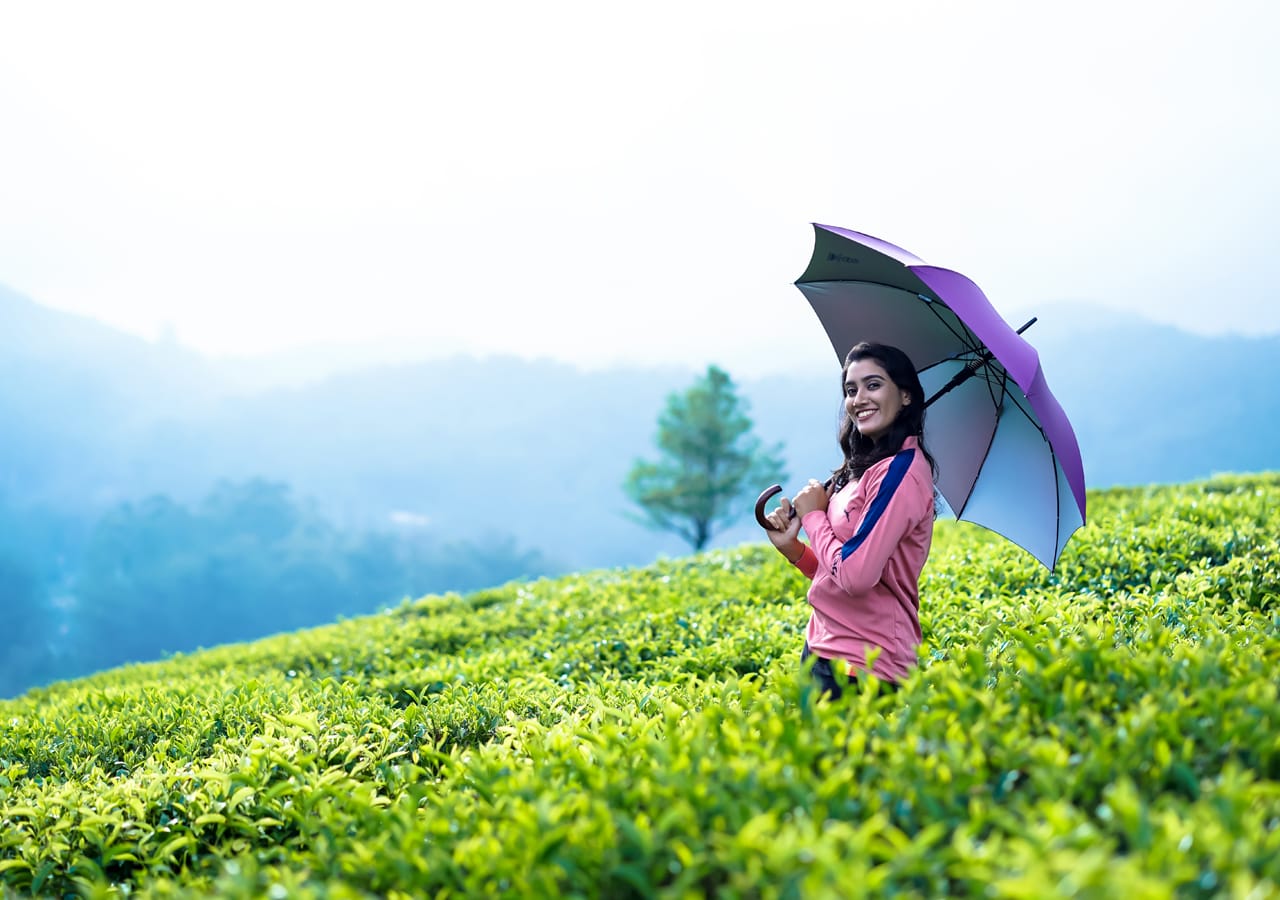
[755, 484, 783, 530]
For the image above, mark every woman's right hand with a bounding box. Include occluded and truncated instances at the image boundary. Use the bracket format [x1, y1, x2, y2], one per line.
[763, 495, 803, 558]
[792, 479, 830, 518]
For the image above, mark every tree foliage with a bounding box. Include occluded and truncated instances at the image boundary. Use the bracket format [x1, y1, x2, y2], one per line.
[625, 365, 786, 551]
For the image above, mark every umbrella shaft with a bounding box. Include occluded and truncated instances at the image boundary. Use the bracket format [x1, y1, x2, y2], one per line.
[925, 358, 985, 408]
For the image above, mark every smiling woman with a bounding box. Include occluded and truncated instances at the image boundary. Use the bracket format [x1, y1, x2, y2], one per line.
[843, 356, 911, 443]
[760, 342, 938, 698]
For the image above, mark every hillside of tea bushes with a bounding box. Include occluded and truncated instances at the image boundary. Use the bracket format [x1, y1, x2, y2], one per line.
[2, 473, 1278, 898]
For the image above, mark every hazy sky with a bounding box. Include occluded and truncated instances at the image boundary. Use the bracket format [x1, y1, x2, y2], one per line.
[2, 0, 1276, 376]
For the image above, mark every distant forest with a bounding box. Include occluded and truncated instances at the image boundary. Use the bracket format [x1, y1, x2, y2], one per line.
[0, 480, 556, 698]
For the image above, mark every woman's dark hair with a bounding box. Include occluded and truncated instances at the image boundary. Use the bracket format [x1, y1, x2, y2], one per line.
[830, 341, 938, 491]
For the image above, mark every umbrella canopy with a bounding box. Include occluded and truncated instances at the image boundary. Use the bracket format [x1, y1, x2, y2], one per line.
[790, 222, 1086, 570]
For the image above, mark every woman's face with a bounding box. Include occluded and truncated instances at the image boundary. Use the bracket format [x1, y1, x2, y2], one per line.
[844, 358, 911, 442]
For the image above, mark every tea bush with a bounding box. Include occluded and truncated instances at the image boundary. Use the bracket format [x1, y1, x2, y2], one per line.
[2, 473, 1278, 898]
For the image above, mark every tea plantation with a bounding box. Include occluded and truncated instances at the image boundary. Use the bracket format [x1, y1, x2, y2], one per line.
[2, 474, 1278, 898]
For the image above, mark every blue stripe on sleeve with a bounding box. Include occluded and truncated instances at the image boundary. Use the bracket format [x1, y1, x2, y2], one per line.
[839, 449, 915, 561]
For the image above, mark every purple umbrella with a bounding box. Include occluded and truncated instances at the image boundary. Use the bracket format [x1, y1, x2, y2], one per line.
[765, 223, 1086, 570]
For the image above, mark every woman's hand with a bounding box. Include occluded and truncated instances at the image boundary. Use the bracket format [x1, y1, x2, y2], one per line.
[762, 495, 803, 559]
[792, 479, 830, 518]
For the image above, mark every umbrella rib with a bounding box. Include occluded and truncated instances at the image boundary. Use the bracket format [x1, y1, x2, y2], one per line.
[965, 357, 1050, 444]
[989, 367, 1050, 444]
[920, 298, 985, 358]
[949, 362, 1018, 522]
[989, 364, 1068, 569]
[1009, 371, 1067, 569]
[944, 363, 1002, 522]
[1050, 425, 1064, 570]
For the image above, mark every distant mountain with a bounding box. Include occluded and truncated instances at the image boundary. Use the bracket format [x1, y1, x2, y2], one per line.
[0, 283, 226, 407]
[1, 284, 231, 510]
[1015, 305, 1280, 488]
[4, 284, 1279, 572]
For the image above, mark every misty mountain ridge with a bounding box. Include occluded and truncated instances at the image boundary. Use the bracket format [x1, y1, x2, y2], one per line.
[4, 283, 1279, 571]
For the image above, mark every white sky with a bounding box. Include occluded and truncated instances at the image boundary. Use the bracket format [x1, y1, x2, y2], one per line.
[2, 0, 1276, 376]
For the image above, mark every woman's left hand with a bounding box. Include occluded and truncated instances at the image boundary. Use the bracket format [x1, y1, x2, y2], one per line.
[792, 479, 829, 518]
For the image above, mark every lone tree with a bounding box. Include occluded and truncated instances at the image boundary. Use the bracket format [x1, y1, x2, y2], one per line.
[625, 365, 786, 552]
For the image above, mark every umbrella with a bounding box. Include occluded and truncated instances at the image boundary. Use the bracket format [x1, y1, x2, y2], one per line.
[755, 223, 1086, 570]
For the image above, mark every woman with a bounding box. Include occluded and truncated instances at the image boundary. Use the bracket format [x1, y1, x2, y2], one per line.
[762, 342, 937, 698]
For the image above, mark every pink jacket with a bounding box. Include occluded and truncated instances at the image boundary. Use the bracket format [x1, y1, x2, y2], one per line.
[794, 436, 934, 683]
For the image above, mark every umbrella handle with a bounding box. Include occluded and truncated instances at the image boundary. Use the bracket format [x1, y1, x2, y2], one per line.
[756, 479, 835, 530]
[755, 484, 784, 530]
